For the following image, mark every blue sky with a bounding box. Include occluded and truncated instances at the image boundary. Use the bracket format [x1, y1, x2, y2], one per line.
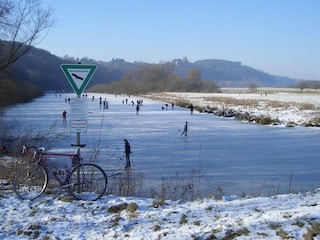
[38, 0, 320, 80]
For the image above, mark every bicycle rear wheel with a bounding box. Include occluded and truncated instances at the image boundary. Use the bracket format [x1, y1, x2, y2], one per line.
[13, 162, 48, 200]
[68, 163, 107, 201]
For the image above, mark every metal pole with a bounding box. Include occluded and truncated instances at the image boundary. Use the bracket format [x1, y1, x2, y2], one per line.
[76, 94, 81, 193]
[76, 94, 81, 146]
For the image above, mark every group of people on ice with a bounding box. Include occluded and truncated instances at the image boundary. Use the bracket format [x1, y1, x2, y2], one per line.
[59, 94, 194, 170]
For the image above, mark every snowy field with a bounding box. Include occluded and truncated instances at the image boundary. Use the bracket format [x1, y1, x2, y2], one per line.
[145, 88, 320, 127]
[1, 189, 320, 239]
[1, 89, 320, 239]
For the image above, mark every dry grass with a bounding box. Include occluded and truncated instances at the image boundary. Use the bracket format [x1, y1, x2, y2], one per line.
[147, 93, 317, 111]
[299, 103, 315, 110]
[204, 96, 260, 107]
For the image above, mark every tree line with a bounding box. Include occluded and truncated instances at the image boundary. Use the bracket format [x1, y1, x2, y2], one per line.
[0, 72, 43, 108]
[0, 0, 53, 108]
[89, 63, 221, 95]
[296, 80, 320, 90]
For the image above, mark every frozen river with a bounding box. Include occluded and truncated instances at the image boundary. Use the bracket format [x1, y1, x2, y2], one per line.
[2, 93, 320, 198]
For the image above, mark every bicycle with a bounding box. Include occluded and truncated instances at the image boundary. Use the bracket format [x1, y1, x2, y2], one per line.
[13, 145, 107, 201]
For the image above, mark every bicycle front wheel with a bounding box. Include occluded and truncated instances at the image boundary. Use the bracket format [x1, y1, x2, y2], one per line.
[13, 162, 48, 200]
[68, 163, 107, 201]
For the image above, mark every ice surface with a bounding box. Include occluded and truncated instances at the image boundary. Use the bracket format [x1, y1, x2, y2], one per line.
[2, 92, 320, 197]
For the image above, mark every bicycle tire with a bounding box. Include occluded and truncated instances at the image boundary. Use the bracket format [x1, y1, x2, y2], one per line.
[67, 163, 107, 201]
[13, 162, 48, 200]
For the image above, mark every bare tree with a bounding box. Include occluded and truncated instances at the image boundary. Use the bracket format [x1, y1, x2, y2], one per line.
[0, 0, 54, 71]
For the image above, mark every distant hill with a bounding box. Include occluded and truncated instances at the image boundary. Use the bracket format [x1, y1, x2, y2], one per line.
[6, 47, 124, 91]
[5, 43, 300, 91]
[173, 58, 298, 87]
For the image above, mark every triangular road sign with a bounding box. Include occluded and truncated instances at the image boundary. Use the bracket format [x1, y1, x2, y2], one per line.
[61, 64, 97, 95]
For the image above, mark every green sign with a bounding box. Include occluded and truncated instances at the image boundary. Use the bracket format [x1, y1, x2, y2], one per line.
[61, 64, 97, 95]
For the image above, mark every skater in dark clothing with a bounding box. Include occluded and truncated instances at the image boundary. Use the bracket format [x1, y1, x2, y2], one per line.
[62, 110, 67, 124]
[190, 104, 194, 115]
[181, 121, 188, 136]
[124, 139, 131, 169]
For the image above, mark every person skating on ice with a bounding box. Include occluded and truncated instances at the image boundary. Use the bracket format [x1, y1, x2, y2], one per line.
[181, 121, 188, 136]
[124, 139, 132, 169]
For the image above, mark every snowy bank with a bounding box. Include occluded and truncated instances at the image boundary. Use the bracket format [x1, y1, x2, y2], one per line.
[1, 189, 320, 239]
[144, 89, 320, 127]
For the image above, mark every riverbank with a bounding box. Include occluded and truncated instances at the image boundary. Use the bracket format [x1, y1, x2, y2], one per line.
[144, 88, 320, 127]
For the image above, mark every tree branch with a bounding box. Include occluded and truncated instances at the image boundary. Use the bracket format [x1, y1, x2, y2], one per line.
[0, 0, 54, 71]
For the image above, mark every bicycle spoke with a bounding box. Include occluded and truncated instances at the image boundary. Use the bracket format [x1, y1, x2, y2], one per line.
[13, 163, 48, 200]
[68, 163, 107, 201]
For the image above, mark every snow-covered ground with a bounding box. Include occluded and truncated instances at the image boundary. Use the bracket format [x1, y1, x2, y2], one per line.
[1, 189, 320, 239]
[145, 88, 320, 126]
[1, 89, 320, 239]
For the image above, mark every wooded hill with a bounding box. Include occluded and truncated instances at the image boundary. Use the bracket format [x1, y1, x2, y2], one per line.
[4, 43, 303, 94]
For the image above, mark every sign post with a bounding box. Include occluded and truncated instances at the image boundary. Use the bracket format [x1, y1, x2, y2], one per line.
[61, 64, 97, 148]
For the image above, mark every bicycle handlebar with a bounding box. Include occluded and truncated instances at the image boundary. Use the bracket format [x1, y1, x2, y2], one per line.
[22, 145, 42, 154]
